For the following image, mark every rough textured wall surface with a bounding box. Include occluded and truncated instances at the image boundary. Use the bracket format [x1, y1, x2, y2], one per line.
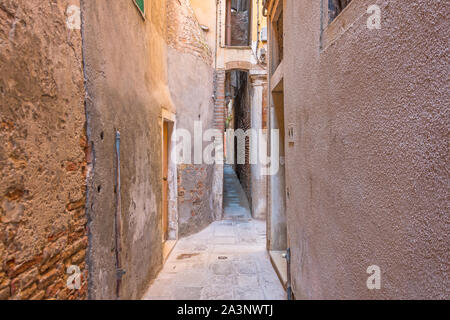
[282, 0, 449, 299]
[82, 0, 171, 299]
[190, 0, 217, 61]
[167, 0, 216, 237]
[0, 0, 87, 300]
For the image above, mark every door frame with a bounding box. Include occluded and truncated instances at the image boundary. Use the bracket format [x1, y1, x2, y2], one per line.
[161, 110, 177, 260]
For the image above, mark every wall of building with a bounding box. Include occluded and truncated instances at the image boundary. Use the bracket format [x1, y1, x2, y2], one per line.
[276, 0, 448, 299]
[0, 0, 87, 300]
[167, 0, 216, 237]
[82, 0, 172, 300]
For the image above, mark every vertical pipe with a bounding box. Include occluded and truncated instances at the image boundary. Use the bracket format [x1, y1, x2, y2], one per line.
[114, 131, 125, 299]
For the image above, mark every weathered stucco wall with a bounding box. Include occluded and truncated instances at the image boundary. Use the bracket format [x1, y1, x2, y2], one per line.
[0, 0, 87, 299]
[167, 0, 216, 237]
[249, 71, 268, 220]
[82, 0, 171, 299]
[280, 0, 448, 299]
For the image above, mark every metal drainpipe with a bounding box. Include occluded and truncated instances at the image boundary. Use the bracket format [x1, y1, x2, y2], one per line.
[114, 131, 125, 299]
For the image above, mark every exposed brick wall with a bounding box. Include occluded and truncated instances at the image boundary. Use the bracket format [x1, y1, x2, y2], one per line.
[166, 0, 212, 64]
[214, 70, 226, 131]
[0, 0, 87, 299]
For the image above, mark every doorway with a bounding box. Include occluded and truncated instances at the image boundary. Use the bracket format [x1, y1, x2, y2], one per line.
[268, 80, 288, 288]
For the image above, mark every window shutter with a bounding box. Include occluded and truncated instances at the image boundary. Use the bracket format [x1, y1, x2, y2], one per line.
[134, 0, 145, 18]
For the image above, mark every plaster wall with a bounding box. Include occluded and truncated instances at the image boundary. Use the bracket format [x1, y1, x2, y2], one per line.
[190, 0, 217, 58]
[270, 0, 449, 299]
[167, 0, 216, 237]
[168, 48, 216, 236]
[82, 0, 171, 299]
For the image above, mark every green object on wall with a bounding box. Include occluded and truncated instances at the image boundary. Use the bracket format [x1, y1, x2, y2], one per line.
[134, 0, 145, 17]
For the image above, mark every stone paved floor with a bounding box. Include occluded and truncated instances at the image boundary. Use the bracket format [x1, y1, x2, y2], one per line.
[143, 165, 286, 300]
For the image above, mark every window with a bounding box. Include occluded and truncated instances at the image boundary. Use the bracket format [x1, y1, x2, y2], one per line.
[133, 0, 145, 19]
[225, 0, 251, 46]
[329, 0, 352, 22]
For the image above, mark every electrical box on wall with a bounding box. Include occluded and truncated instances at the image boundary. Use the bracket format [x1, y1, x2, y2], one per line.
[287, 123, 296, 144]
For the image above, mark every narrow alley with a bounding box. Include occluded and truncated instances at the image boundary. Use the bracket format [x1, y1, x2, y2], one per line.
[144, 165, 285, 300]
[0, 0, 448, 304]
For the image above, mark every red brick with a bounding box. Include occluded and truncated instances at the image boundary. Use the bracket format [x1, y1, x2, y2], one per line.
[39, 269, 60, 290]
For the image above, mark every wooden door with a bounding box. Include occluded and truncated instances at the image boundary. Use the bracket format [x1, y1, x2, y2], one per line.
[162, 121, 169, 241]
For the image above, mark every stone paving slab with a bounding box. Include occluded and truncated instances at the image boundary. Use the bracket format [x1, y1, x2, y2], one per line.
[143, 165, 286, 300]
[143, 219, 286, 300]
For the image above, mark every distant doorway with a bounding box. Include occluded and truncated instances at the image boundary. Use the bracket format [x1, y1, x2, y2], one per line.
[162, 116, 176, 262]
